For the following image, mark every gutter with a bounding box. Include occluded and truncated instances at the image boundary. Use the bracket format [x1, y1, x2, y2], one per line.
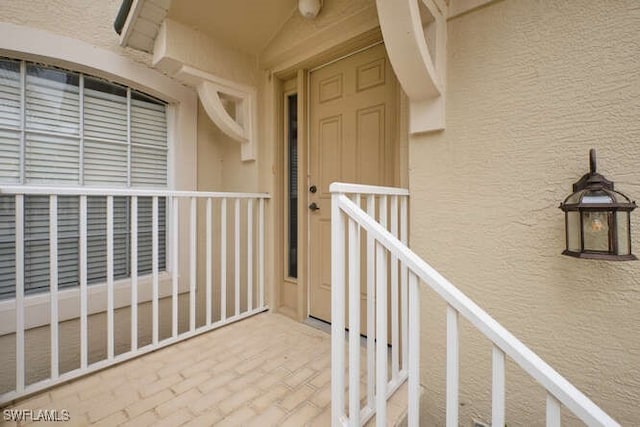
[114, 0, 134, 35]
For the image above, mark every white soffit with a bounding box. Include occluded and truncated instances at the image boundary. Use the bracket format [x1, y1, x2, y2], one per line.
[120, 0, 171, 53]
[167, 0, 297, 55]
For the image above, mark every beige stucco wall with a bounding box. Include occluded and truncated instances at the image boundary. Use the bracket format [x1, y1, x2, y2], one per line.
[411, 0, 640, 425]
[1, 0, 149, 67]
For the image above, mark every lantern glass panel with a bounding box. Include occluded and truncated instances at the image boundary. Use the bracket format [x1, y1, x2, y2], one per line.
[582, 210, 611, 252]
[581, 191, 613, 204]
[567, 211, 581, 252]
[566, 191, 582, 204]
[616, 211, 630, 255]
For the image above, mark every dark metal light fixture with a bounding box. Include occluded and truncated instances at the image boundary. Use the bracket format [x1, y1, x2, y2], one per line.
[559, 149, 636, 260]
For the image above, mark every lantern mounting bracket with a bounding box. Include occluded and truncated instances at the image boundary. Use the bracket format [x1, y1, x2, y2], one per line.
[572, 149, 614, 192]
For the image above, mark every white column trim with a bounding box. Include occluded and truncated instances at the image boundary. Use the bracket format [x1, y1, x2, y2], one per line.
[376, 0, 447, 133]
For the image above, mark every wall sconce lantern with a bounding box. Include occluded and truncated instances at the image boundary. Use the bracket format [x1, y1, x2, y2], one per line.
[559, 149, 636, 260]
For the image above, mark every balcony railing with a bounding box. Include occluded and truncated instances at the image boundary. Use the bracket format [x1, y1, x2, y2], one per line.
[330, 182, 619, 427]
[0, 185, 269, 405]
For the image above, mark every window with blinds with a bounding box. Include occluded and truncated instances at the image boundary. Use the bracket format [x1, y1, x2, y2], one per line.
[0, 58, 168, 299]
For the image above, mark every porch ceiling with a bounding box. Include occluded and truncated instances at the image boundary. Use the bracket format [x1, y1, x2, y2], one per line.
[167, 0, 297, 55]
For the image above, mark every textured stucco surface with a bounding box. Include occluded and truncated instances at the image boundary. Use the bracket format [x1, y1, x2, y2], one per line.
[411, 0, 640, 425]
[0, 0, 150, 66]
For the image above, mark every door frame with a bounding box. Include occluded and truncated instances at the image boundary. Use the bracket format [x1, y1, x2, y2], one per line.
[273, 37, 409, 323]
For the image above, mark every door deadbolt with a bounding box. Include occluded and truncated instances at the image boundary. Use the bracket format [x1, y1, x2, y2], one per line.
[309, 185, 317, 193]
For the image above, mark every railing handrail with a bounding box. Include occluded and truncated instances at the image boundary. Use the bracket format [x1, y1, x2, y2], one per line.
[0, 185, 270, 199]
[330, 182, 409, 196]
[1, 187, 268, 405]
[334, 192, 619, 427]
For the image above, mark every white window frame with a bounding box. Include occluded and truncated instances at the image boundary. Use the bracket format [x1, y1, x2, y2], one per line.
[0, 23, 197, 334]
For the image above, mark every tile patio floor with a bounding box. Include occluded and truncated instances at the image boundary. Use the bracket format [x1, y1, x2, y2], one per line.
[2, 312, 408, 426]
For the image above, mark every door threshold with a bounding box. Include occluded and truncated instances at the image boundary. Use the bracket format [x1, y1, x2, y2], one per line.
[304, 316, 332, 335]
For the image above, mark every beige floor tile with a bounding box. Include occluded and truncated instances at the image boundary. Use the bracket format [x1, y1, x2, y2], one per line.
[91, 410, 127, 427]
[284, 367, 317, 388]
[9, 313, 337, 427]
[154, 409, 192, 427]
[247, 405, 287, 427]
[216, 406, 257, 427]
[182, 408, 224, 427]
[138, 373, 182, 398]
[218, 386, 260, 415]
[120, 410, 158, 427]
[280, 384, 316, 412]
[309, 383, 332, 409]
[250, 384, 291, 412]
[155, 388, 202, 418]
[124, 389, 174, 419]
[280, 402, 322, 427]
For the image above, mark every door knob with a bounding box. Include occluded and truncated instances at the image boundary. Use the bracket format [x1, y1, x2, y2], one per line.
[309, 202, 320, 211]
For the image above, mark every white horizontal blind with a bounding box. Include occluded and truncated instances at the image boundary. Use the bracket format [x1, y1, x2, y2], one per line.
[0, 58, 168, 299]
[0, 60, 21, 183]
[25, 65, 80, 185]
[131, 93, 167, 187]
[84, 77, 128, 186]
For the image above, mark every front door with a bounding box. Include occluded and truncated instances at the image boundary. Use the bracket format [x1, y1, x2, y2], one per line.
[308, 44, 399, 323]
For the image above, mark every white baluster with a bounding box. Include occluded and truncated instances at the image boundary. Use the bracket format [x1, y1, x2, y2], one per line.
[131, 196, 138, 348]
[106, 195, 114, 359]
[492, 346, 505, 427]
[49, 195, 59, 379]
[408, 272, 420, 427]
[15, 194, 25, 392]
[446, 305, 459, 427]
[348, 217, 361, 425]
[190, 196, 196, 331]
[331, 193, 346, 426]
[152, 196, 159, 345]
[206, 197, 212, 325]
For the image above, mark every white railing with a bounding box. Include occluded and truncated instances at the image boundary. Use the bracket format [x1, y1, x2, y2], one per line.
[0, 186, 269, 405]
[330, 183, 410, 427]
[330, 182, 620, 427]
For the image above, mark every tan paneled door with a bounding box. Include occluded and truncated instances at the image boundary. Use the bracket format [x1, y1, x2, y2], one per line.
[308, 44, 398, 323]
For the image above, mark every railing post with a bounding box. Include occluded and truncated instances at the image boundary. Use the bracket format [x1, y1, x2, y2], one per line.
[152, 196, 159, 345]
[15, 194, 25, 393]
[400, 196, 408, 372]
[492, 346, 506, 427]
[189, 196, 196, 331]
[376, 240, 388, 427]
[408, 272, 420, 427]
[331, 191, 346, 426]
[79, 195, 88, 369]
[206, 197, 213, 325]
[259, 198, 265, 308]
[221, 198, 227, 322]
[446, 305, 459, 427]
[131, 196, 138, 348]
[234, 198, 240, 317]
[348, 217, 361, 425]
[547, 394, 561, 427]
[170, 196, 178, 338]
[390, 195, 399, 381]
[49, 195, 59, 380]
[106, 195, 114, 360]
[247, 199, 253, 312]
[366, 194, 376, 410]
